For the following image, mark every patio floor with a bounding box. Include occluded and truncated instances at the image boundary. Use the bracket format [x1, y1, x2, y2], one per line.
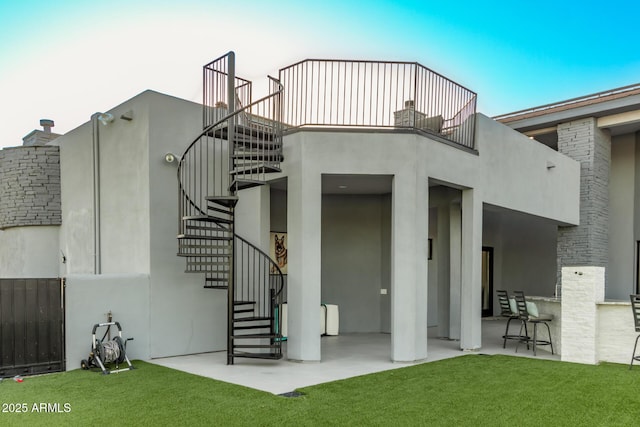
[149, 318, 559, 395]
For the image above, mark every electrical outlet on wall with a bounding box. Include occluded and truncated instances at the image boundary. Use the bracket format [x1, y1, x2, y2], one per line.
[380, 289, 388, 295]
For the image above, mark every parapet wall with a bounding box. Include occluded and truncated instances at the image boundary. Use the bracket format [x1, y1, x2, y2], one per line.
[0, 145, 61, 229]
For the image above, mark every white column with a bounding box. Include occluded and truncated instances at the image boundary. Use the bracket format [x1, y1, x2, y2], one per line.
[460, 188, 482, 350]
[235, 184, 270, 252]
[391, 170, 429, 362]
[436, 203, 450, 338]
[449, 203, 461, 340]
[561, 266, 605, 364]
[286, 169, 322, 362]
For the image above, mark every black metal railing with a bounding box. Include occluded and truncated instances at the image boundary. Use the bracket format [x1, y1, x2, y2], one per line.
[232, 77, 284, 185]
[177, 80, 284, 238]
[235, 234, 284, 332]
[279, 59, 477, 149]
[203, 52, 252, 129]
[178, 52, 285, 362]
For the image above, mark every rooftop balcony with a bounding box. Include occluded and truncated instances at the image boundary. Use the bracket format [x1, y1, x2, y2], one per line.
[278, 60, 477, 150]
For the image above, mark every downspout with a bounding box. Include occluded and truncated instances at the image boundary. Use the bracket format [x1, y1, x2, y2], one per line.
[91, 113, 102, 274]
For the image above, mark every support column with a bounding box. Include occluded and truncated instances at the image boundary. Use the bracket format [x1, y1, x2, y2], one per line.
[449, 203, 461, 340]
[391, 170, 429, 362]
[287, 169, 321, 362]
[557, 119, 610, 284]
[436, 203, 450, 338]
[460, 188, 482, 350]
[235, 184, 270, 252]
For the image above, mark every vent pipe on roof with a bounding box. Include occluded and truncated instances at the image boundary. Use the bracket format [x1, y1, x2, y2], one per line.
[40, 119, 54, 134]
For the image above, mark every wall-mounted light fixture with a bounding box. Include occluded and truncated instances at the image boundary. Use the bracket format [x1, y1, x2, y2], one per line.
[97, 113, 114, 126]
[164, 152, 178, 164]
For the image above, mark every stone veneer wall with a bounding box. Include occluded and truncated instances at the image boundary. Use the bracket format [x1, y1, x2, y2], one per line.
[557, 118, 611, 277]
[559, 266, 637, 365]
[0, 145, 61, 229]
[561, 266, 605, 364]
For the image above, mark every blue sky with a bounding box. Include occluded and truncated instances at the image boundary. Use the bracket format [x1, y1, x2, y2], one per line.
[1, 0, 639, 147]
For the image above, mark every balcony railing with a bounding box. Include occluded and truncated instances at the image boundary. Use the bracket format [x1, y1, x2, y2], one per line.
[278, 59, 477, 149]
[203, 53, 252, 129]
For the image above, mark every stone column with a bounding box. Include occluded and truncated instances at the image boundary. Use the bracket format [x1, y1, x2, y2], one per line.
[561, 266, 605, 364]
[557, 119, 611, 280]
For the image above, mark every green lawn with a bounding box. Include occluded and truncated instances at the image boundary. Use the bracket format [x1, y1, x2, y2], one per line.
[1, 355, 639, 426]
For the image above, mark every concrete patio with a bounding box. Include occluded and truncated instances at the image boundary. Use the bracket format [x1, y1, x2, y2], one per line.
[149, 318, 559, 395]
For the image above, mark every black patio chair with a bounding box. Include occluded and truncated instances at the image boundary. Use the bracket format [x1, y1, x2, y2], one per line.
[629, 295, 640, 369]
[514, 291, 554, 356]
[496, 290, 526, 348]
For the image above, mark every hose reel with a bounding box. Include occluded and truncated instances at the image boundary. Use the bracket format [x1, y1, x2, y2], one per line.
[81, 321, 134, 374]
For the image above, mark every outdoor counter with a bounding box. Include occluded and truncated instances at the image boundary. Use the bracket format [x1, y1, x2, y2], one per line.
[525, 296, 561, 355]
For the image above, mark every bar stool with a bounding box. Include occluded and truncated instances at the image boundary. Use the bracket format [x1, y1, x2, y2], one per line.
[514, 291, 554, 356]
[496, 290, 527, 348]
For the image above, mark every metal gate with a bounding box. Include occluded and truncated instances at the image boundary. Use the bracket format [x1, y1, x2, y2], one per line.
[0, 278, 65, 377]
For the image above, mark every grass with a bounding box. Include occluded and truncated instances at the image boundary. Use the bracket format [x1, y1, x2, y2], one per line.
[1, 355, 640, 426]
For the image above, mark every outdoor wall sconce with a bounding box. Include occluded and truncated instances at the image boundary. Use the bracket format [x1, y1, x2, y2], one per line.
[164, 153, 178, 164]
[97, 113, 114, 126]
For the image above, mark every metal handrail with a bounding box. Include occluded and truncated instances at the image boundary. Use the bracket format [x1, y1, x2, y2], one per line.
[203, 52, 252, 128]
[177, 77, 284, 228]
[236, 233, 285, 300]
[278, 59, 477, 149]
[179, 79, 283, 173]
[179, 53, 286, 363]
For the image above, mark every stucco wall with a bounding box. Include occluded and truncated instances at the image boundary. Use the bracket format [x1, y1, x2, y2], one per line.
[280, 115, 579, 226]
[58, 91, 227, 360]
[321, 194, 388, 333]
[58, 97, 151, 275]
[0, 226, 60, 278]
[270, 188, 287, 232]
[635, 135, 640, 255]
[57, 123, 94, 274]
[146, 91, 227, 357]
[65, 274, 151, 369]
[380, 193, 392, 332]
[280, 114, 579, 358]
[609, 133, 636, 299]
[476, 115, 580, 225]
[499, 212, 558, 298]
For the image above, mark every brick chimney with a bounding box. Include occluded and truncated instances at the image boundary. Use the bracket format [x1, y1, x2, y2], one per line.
[22, 119, 61, 146]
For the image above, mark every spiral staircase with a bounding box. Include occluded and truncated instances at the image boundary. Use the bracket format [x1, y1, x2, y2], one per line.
[177, 52, 284, 364]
